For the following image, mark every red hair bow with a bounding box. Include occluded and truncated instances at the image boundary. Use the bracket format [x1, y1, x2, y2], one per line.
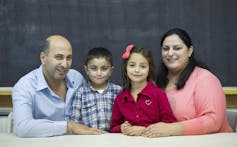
[122, 44, 134, 59]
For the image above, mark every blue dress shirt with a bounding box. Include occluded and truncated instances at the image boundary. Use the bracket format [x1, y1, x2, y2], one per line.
[12, 65, 85, 137]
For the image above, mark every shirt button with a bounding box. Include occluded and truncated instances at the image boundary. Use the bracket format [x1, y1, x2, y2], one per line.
[136, 114, 139, 118]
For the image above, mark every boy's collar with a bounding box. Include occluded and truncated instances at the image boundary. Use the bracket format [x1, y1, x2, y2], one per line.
[88, 82, 109, 93]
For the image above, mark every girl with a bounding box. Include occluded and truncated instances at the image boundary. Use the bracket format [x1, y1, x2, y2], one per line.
[110, 45, 176, 136]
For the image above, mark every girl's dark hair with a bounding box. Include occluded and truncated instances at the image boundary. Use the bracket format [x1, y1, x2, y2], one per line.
[122, 46, 156, 89]
[85, 47, 113, 66]
[156, 28, 208, 90]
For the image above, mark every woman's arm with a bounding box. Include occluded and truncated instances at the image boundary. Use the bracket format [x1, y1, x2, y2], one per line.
[142, 122, 183, 137]
[181, 75, 227, 135]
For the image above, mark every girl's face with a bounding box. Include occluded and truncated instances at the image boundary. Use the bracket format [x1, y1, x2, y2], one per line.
[84, 57, 113, 90]
[161, 34, 193, 74]
[126, 53, 149, 85]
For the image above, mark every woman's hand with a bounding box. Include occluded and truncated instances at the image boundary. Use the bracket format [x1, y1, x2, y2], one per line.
[142, 122, 183, 137]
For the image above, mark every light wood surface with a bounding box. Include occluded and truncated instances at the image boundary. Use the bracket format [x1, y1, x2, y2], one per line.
[1, 87, 236, 96]
[1, 87, 237, 108]
[223, 87, 237, 95]
[0, 87, 12, 96]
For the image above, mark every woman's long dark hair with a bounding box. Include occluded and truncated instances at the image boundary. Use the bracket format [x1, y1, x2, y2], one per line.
[156, 28, 208, 90]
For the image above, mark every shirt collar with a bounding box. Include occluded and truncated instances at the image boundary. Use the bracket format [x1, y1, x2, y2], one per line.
[122, 81, 155, 101]
[36, 65, 73, 91]
[36, 65, 48, 91]
[140, 81, 156, 96]
[88, 82, 109, 93]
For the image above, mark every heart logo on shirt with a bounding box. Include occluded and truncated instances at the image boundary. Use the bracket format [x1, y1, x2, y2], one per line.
[145, 99, 152, 106]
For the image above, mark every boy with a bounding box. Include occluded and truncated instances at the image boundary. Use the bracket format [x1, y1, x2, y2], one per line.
[69, 47, 121, 134]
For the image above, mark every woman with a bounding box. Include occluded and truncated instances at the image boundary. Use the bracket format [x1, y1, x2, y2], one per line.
[142, 28, 233, 137]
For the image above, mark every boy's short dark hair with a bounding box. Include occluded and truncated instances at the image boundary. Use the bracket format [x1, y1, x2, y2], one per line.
[85, 47, 113, 66]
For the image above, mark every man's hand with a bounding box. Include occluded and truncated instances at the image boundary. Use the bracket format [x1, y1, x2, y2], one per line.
[67, 121, 104, 135]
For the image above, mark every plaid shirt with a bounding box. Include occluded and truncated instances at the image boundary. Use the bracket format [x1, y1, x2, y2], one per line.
[70, 82, 122, 131]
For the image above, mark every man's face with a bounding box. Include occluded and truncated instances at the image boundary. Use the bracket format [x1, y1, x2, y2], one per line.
[41, 38, 72, 81]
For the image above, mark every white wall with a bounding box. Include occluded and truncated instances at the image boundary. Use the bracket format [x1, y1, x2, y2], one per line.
[0, 116, 9, 133]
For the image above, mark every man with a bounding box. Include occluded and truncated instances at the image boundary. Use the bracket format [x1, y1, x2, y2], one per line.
[12, 35, 102, 137]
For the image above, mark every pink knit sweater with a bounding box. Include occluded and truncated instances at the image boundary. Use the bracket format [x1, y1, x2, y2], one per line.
[166, 67, 233, 135]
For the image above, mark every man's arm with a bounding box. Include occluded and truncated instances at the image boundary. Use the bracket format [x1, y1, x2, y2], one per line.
[13, 80, 67, 137]
[67, 121, 104, 135]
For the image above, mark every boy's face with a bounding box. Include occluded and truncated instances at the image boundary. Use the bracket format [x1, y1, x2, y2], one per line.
[84, 57, 113, 90]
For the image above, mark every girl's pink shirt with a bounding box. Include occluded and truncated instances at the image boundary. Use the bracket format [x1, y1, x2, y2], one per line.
[166, 67, 233, 135]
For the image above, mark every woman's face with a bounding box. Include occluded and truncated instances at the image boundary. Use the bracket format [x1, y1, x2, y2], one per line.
[161, 34, 193, 73]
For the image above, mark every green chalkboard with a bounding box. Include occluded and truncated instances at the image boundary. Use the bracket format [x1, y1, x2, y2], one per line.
[0, 0, 236, 86]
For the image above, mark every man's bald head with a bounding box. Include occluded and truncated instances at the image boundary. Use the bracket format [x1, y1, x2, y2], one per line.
[42, 35, 72, 54]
